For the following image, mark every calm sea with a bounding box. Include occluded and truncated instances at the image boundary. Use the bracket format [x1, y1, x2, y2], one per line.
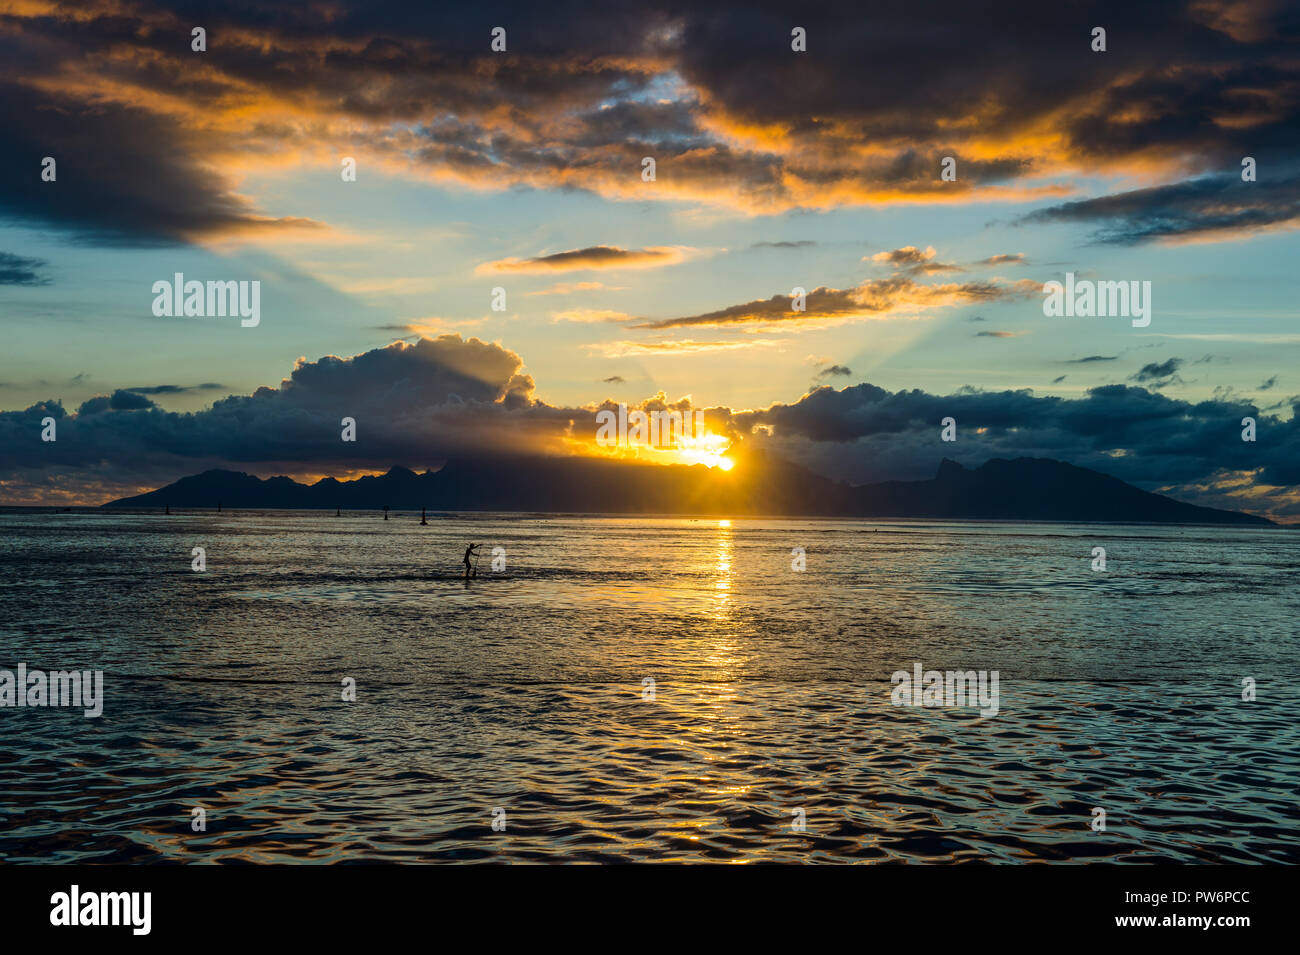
[2, 510, 1298, 863]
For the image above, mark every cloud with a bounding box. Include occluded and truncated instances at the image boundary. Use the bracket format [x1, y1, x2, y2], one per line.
[1130, 358, 1184, 384]
[76, 390, 159, 415]
[869, 245, 963, 274]
[1051, 375, 1067, 384]
[123, 383, 226, 395]
[1068, 355, 1119, 363]
[0, 81, 326, 246]
[0, 337, 557, 492]
[551, 308, 632, 324]
[635, 276, 1039, 329]
[1022, 174, 1300, 244]
[1259, 375, 1279, 391]
[816, 365, 853, 378]
[729, 379, 1300, 518]
[975, 331, 1018, 338]
[4, 333, 1300, 520]
[6, 0, 1298, 235]
[601, 375, 626, 384]
[525, 281, 614, 296]
[589, 338, 781, 357]
[0, 251, 51, 286]
[1147, 333, 1300, 344]
[751, 240, 817, 249]
[478, 246, 691, 274]
[0, 333, 741, 502]
[979, 253, 1027, 265]
[372, 318, 488, 338]
[871, 246, 934, 266]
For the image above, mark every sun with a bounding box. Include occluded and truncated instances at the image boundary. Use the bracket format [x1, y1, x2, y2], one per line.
[571, 416, 735, 470]
[673, 427, 734, 470]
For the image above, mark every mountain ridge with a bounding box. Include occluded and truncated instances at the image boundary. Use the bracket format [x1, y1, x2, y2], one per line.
[102, 454, 1274, 525]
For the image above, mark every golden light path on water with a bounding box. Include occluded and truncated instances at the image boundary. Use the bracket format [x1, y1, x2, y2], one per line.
[652, 517, 745, 853]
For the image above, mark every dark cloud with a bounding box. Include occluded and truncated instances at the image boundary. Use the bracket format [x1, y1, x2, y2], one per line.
[1051, 375, 1067, 384]
[602, 375, 626, 383]
[816, 365, 853, 378]
[1068, 355, 1118, 363]
[1131, 358, 1184, 384]
[76, 390, 159, 416]
[1259, 375, 1278, 391]
[751, 240, 817, 249]
[3, 334, 1299, 519]
[730, 380, 1300, 515]
[0, 337, 561, 489]
[673, 2, 1299, 139]
[976, 331, 1017, 338]
[0, 82, 324, 246]
[1022, 173, 1300, 244]
[0, 251, 51, 286]
[4, 1, 1298, 235]
[123, 384, 226, 395]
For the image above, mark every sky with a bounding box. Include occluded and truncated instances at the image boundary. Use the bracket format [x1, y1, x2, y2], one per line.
[1, 0, 1299, 518]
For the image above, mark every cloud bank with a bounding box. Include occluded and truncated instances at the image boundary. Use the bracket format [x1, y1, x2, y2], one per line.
[3, 334, 1298, 519]
[3, 1, 1299, 242]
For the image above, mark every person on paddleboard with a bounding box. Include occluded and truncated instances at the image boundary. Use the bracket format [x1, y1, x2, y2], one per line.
[463, 543, 480, 579]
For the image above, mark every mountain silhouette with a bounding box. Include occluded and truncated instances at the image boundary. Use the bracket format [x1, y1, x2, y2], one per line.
[103, 453, 1273, 525]
[856, 457, 1272, 523]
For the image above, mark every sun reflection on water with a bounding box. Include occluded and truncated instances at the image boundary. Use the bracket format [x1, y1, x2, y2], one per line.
[713, 519, 733, 607]
[701, 520, 738, 672]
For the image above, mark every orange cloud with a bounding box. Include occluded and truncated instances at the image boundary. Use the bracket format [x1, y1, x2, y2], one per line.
[477, 246, 693, 274]
[636, 277, 1040, 330]
[588, 339, 782, 357]
[551, 309, 632, 324]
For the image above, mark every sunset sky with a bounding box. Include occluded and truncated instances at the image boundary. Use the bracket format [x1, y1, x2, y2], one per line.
[1, 0, 1298, 517]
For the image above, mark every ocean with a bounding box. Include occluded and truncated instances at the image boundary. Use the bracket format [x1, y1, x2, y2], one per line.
[2, 510, 1298, 863]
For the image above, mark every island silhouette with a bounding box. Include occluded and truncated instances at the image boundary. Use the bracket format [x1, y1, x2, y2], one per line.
[104, 453, 1273, 525]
